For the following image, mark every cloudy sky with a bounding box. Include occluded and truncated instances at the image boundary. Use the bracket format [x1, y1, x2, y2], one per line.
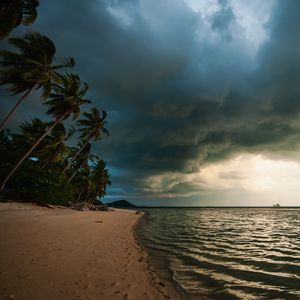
[1, 0, 300, 206]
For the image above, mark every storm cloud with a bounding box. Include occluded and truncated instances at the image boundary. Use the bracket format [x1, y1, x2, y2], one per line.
[1, 0, 300, 204]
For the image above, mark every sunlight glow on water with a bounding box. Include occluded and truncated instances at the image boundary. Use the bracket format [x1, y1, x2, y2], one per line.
[137, 208, 300, 299]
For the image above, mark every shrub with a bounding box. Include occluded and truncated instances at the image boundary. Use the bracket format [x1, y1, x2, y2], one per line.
[2, 161, 75, 205]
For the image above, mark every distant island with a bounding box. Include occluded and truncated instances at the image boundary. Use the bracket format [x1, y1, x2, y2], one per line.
[107, 200, 136, 208]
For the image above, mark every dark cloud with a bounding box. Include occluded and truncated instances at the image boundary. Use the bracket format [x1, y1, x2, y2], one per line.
[211, 0, 235, 39]
[1, 0, 300, 202]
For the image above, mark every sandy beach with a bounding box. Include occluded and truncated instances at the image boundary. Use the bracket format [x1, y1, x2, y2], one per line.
[0, 203, 179, 300]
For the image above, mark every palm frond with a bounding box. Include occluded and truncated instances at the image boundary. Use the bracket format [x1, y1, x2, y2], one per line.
[0, 0, 22, 39]
[44, 73, 90, 121]
[22, 0, 39, 25]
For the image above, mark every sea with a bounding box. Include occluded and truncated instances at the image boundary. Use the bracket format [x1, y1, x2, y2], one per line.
[136, 207, 300, 300]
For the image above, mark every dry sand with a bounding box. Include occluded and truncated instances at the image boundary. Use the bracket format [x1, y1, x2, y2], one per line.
[0, 203, 180, 300]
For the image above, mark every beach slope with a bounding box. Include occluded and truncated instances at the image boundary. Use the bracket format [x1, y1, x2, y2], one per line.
[0, 203, 177, 300]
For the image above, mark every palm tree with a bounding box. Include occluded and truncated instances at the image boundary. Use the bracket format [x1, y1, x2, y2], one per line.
[0, 31, 75, 131]
[73, 168, 92, 202]
[89, 159, 111, 202]
[1, 73, 90, 191]
[38, 123, 74, 168]
[5, 118, 49, 160]
[18, 118, 49, 145]
[63, 108, 109, 173]
[0, 0, 39, 39]
[67, 142, 99, 183]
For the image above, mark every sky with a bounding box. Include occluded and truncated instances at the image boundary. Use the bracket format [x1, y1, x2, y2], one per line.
[1, 0, 300, 206]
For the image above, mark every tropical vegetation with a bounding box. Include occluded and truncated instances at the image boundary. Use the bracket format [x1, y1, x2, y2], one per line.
[0, 4, 111, 206]
[0, 32, 75, 131]
[0, 0, 39, 39]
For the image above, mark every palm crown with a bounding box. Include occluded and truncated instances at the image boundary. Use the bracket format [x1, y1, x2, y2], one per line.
[44, 73, 90, 121]
[0, 32, 75, 131]
[0, 31, 75, 97]
[91, 159, 111, 193]
[38, 123, 74, 165]
[77, 107, 109, 142]
[0, 0, 39, 39]
[19, 118, 49, 143]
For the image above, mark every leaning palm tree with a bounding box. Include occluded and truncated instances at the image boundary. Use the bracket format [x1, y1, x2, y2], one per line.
[89, 159, 111, 201]
[1, 73, 90, 191]
[67, 142, 99, 183]
[0, 31, 75, 131]
[0, 0, 39, 39]
[8, 118, 50, 162]
[63, 108, 109, 173]
[17, 118, 49, 146]
[73, 168, 92, 202]
[38, 123, 74, 168]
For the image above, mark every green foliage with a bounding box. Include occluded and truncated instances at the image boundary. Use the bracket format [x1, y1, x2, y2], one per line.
[0, 0, 39, 40]
[44, 73, 91, 120]
[0, 8, 111, 205]
[4, 162, 75, 205]
[0, 32, 75, 96]
[77, 108, 109, 142]
[0, 121, 111, 206]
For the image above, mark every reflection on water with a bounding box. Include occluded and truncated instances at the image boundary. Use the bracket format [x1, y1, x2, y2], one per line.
[136, 208, 300, 299]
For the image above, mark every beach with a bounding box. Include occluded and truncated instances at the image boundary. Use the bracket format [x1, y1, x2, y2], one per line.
[0, 203, 179, 300]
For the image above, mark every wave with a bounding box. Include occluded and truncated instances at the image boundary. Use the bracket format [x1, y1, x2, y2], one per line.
[136, 208, 300, 299]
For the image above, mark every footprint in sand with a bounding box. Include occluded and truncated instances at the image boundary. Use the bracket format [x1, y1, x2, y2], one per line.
[81, 283, 90, 290]
[74, 280, 82, 286]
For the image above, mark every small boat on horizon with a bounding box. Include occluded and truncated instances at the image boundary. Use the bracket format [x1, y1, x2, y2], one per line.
[273, 203, 281, 208]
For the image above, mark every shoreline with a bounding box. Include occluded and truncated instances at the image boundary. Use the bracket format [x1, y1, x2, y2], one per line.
[0, 202, 180, 299]
[132, 212, 182, 300]
[134, 213, 187, 300]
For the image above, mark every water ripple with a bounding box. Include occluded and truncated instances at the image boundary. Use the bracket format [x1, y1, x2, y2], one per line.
[137, 208, 300, 299]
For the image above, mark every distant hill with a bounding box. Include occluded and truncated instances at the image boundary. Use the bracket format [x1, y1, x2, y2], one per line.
[107, 200, 136, 208]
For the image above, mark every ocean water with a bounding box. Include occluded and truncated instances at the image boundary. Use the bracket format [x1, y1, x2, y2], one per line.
[136, 208, 300, 299]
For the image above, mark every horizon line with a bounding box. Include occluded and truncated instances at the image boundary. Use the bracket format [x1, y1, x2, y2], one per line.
[136, 205, 300, 208]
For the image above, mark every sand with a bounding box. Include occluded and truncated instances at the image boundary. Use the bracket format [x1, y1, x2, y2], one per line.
[0, 203, 180, 300]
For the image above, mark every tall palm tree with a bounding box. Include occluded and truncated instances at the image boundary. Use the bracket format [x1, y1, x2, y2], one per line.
[0, 31, 75, 130]
[1, 73, 90, 191]
[8, 118, 50, 162]
[73, 168, 93, 203]
[63, 108, 109, 173]
[18, 118, 49, 146]
[38, 123, 74, 168]
[67, 142, 98, 183]
[89, 159, 111, 202]
[0, 0, 39, 39]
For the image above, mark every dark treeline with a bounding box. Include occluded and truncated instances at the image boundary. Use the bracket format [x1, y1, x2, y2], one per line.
[0, 1, 111, 205]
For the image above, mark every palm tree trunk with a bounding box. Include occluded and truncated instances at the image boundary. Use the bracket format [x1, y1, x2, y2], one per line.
[40, 152, 57, 170]
[1, 114, 65, 191]
[77, 185, 86, 202]
[41, 160, 50, 170]
[67, 167, 79, 183]
[62, 137, 91, 174]
[0, 87, 34, 131]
